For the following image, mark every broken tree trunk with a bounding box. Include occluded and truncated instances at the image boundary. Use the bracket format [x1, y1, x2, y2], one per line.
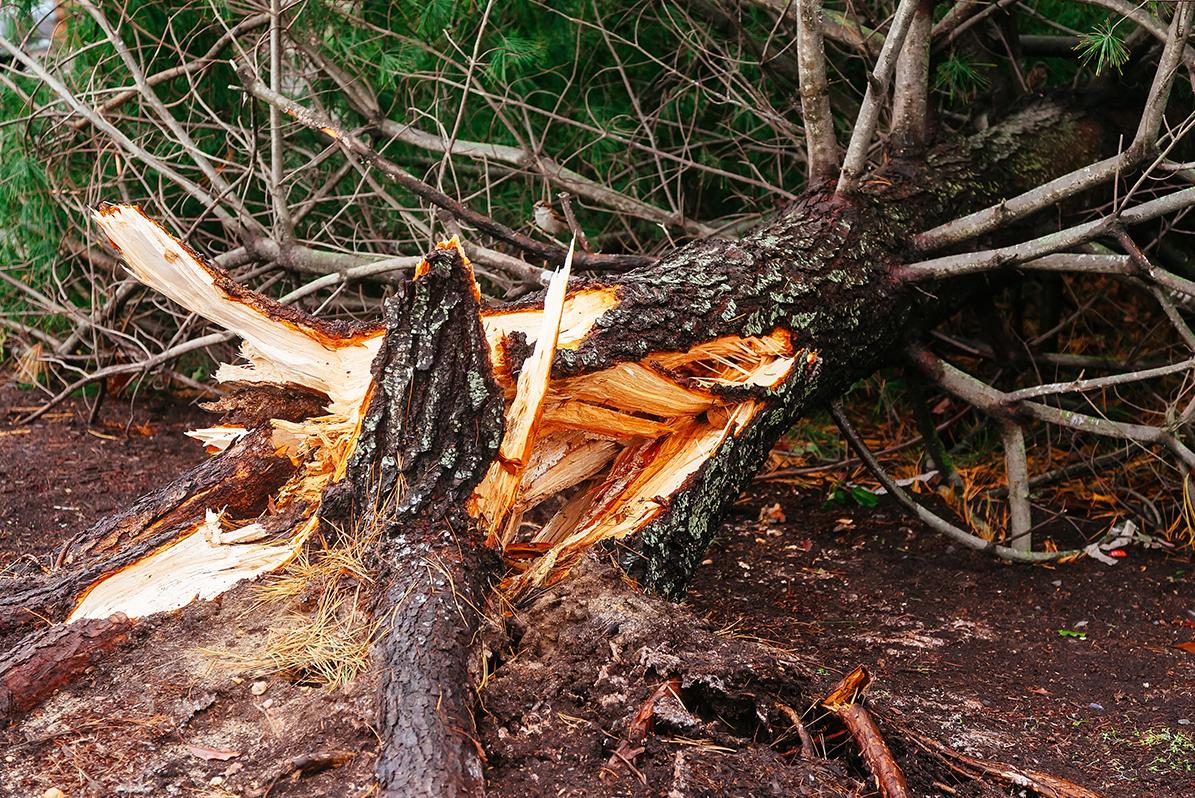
[0, 99, 1117, 793]
[337, 246, 506, 797]
[0, 426, 299, 634]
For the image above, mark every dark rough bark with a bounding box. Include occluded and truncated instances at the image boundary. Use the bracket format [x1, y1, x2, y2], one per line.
[0, 613, 134, 724]
[516, 101, 1111, 597]
[0, 427, 294, 634]
[200, 381, 330, 428]
[342, 248, 505, 798]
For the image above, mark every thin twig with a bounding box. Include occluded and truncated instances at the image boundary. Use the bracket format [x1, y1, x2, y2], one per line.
[830, 401, 1078, 562]
[237, 65, 652, 271]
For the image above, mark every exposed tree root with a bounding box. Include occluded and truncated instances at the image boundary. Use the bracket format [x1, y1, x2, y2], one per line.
[898, 723, 1107, 798]
[821, 666, 910, 798]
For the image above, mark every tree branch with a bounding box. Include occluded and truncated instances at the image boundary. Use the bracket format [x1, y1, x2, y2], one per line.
[890, 0, 931, 157]
[1001, 420, 1033, 553]
[0, 33, 244, 232]
[78, 0, 259, 232]
[908, 345, 1195, 470]
[932, 0, 1019, 48]
[897, 185, 1195, 281]
[796, 0, 838, 183]
[66, 14, 269, 132]
[830, 401, 1076, 562]
[915, 1, 1194, 252]
[751, 0, 881, 56]
[836, 0, 923, 194]
[236, 65, 653, 271]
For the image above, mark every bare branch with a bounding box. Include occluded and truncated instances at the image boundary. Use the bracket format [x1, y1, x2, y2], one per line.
[357, 97, 713, 234]
[77, 1, 263, 236]
[1003, 356, 1195, 402]
[915, 1, 1194, 252]
[932, 0, 1018, 48]
[837, 0, 923, 195]
[1001, 421, 1033, 553]
[830, 401, 1077, 562]
[750, 0, 881, 56]
[1115, 227, 1195, 305]
[67, 14, 269, 132]
[237, 65, 653, 271]
[897, 185, 1195, 281]
[268, 0, 292, 241]
[0, 32, 243, 232]
[1013, 253, 1133, 274]
[18, 332, 233, 424]
[890, 0, 931, 157]
[1149, 284, 1195, 351]
[796, 0, 838, 183]
[556, 193, 590, 253]
[908, 345, 1195, 470]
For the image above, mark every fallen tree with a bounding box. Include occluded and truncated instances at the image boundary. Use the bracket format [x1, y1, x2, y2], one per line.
[6, 1, 1195, 796]
[0, 99, 1137, 796]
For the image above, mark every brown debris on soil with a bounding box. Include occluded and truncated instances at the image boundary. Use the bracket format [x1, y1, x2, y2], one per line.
[2, 384, 1193, 797]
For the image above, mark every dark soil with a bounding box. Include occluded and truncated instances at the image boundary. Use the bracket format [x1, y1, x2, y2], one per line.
[2, 383, 1193, 797]
[0, 384, 207, 567]
[686, 488, 1195, 798]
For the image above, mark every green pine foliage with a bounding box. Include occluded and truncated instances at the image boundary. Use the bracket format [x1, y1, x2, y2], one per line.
[0, 0, 1184, 365]
[1075, 19, 1131, 75]
[0, 0, 814, 350]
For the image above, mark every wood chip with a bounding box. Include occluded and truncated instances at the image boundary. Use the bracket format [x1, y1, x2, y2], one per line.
[186, 745, 241, 761]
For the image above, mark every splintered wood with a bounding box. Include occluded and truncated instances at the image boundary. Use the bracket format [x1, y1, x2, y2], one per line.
[81, 203, 384, 620]
[79, 204, 801, 618]
[477, 317, 798, 595]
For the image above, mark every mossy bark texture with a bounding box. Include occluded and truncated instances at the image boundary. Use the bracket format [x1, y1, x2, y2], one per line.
[561, 102, 1108, 596]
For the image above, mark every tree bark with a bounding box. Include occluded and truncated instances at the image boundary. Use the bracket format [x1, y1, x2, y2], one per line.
[0, 613, 134, 725]
[562, 102, 1110, 596]
[335, 246, 505, 798]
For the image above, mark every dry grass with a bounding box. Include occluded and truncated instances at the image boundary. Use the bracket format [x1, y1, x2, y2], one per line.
[12, 341, 47, 385]
[212, 480, 400, 689]
[246, 580, 381, 689]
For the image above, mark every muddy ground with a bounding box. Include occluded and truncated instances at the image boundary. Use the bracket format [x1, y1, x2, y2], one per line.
[1, 383, 1193, 797]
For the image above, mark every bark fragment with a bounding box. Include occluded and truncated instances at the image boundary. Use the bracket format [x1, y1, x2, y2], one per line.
[0, 614, 134, 724]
